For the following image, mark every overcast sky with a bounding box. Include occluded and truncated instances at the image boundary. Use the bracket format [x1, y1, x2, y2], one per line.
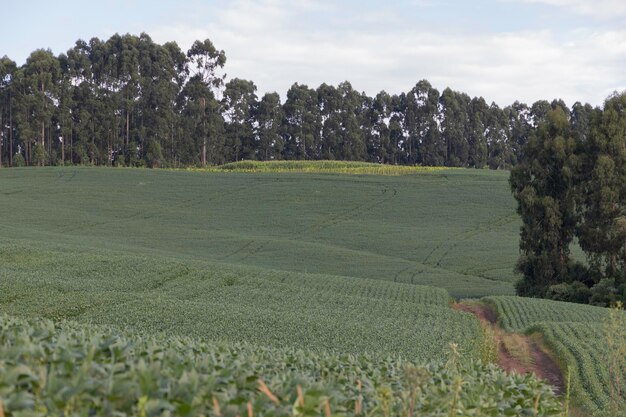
[2, 0, 625, 106]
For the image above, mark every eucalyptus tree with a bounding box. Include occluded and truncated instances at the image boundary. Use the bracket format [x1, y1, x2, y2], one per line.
[0, 56, 17, 166]
[23, 49, 59, 165]
[577, 93, 626, 279]
[186, 38, 226, 166]
[178, 75, 225, 166]
[162, 41, 188, 161]
[530, 100, 551, 126]
[408, 81, 443, 166]
[510, 105, 579, 296]
[133, 34, 183, 164]
[255, 92, 283, 160]
[405, 80, 446, 165]
[504, 101, 532, 163]
[337, 81, 365, 161]
[282, 83, 320, 160]
[486, 104, 514, 169]
[439, 88, 471, 167]
[366, 91, 392, 163]
[467, 97, 489, 168]
[12, 67, 36, 165]
[317, 83, 341, 159]
[570, 101, 594, 143]
[222, 78, 258, 161]
[55, 53, 74, 164]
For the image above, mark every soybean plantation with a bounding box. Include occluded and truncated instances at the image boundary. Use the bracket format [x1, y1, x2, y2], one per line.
[0, 166, 517, 297]
[486, 296, 626, 414]
[0, 165, 615, 416]
[0, 314, 564, 417]
[0, 240, 481, 360]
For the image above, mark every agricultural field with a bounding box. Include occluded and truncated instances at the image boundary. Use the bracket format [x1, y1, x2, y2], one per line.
[0, 164, 611, 416]
[0, 314, 563, 417]
[486, 296, 624, 415]
[0, 239, 480, 360]
[0, 166, 518, 297]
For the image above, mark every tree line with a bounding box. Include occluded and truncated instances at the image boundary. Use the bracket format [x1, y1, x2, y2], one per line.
[0, 33, 595, 169]
[511, 92, 626, 306]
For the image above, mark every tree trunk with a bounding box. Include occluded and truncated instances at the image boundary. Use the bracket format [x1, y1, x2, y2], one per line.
[9, 93, 13, 167]
[70, 121, 73, 165]
[202, 139, 207, 166]
[0, 112, 3, 168]
[126, 109, 129, 147]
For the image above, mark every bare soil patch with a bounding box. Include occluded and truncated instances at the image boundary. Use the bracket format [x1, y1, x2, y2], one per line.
[454, 301, 565, 394]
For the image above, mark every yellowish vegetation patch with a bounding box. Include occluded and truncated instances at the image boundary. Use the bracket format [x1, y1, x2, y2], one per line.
[182, 160, 456, 176]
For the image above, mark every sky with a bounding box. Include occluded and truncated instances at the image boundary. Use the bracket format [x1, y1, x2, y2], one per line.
[1, 0, 625, 107]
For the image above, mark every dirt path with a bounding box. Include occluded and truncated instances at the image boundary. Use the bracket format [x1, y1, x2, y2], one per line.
[454, 302, 565, 395]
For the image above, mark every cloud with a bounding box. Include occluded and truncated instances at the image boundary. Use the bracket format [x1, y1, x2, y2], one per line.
[151, 0, 626, 107]
[516, 0, 626, 19]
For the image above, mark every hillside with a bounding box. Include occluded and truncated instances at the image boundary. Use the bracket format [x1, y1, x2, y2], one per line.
[0, 166, 517, 297]
[0, 166, 613, 416]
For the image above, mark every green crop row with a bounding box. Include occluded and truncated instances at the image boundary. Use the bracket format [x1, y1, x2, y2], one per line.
[486, 296, 626, 415]
[0, 167, 518, 297]
[530, 322, 613, 416]
[483, 296, 608, 332]
[0, 314, 564, 417]
[0, 241, 478, 362]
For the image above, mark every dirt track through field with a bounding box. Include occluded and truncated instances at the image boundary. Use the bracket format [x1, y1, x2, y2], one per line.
[454, 302, 565, 395]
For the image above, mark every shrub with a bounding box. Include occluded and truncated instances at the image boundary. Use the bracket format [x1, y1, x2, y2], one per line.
[12, 153, 26, 167]
[32, 143, 47, 166]
[590, 278, 619, 306]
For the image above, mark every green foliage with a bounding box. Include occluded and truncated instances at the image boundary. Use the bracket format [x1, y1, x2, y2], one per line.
[484, 296, 609, 333]
[0, 314, 564, 417]
[510, 105, 580, 297]
[206, 160, 452, 175]
[487, 295, 626, 415]
[3, 32, 599, 172]
[0, 240, 481, 361]
[546, 281, 591, 304]
[31, 143, 47, 166]
[145, 139, 164, 168]
[511, 93, 626, 303]
[0, 167, 518, 298]
[12, 153, 25, 167]
[577, 94, 626, 278]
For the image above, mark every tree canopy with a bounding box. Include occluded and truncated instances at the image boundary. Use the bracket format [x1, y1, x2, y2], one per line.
[0, 32, 596, 169]
[511, 93, 626, 306]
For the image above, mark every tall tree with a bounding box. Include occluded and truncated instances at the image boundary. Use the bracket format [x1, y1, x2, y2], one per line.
[23, 49, 60, 165]
[486, 104, 514, 169]
[510, 105, 579, 296]
[222, 78, 258, 161]
[179, 75, 225, 166]
[410, 81, 443, 166]
[467, 97, 489, 168]
[283, 83, 320, 160]
[577, 93, 626, 279]
[505, 101, 532, 163]
[0, 56, 17, 167]
[186, 38, 226, 166]
[440, 88, 470, 167]
[255, 92, 284, 160]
